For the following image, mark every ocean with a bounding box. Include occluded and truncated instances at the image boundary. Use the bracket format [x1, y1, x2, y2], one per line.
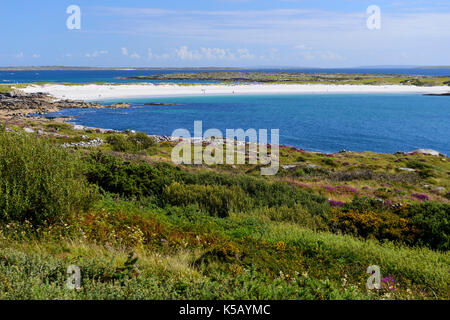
[40, 93, 450, 155]
[2, 68, 450, 84]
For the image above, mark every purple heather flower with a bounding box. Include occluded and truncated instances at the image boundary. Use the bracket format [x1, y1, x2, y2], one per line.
[322, 185, 338, 192]
[329, 200, 345, 207]
[337, 185, 358, 193]
[381, 276, 397, 291]
[412, 193, 430, 201]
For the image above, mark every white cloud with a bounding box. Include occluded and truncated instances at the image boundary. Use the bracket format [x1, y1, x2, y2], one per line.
[14, 52, 24, 58]
[237, 48, 255, 60]
[176, 46, 202, 60]
[200, 47, 235, 60]
[86, 50, 108, 58]
[32, 54, 40, 59]
[173, 46, 255, 61]
[130, 53, 141, 59]
[121, 47, 129, 56]
[147, 49, 170, 60]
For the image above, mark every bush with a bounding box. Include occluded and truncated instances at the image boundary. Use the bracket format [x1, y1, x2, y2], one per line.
[84, 152, 181, 199]
[408, 202, 450, 251]
[330, 209, 417, 242]
[106, 134, 133, 152]
[0, 128, 97, 224]
[129, 132, 156, 149]
[106, 132, 156, 152]
[405, 160, 436, 178]
[333, 199, 450, 250]
[84, 152, 330, 218]
[162, 182, 249, 217]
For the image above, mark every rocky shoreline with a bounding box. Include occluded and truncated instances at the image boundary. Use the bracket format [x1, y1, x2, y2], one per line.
[0, 91, 131, 119]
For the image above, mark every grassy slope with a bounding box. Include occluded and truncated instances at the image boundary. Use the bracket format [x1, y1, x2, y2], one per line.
[0, 121, 448, 300]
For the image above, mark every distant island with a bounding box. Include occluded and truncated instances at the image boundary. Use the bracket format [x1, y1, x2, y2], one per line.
[418, 66, 450, 69]
[116, 72, 450, 86]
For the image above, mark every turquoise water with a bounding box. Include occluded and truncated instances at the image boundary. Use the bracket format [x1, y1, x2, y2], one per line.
[41, 93, 450, 154]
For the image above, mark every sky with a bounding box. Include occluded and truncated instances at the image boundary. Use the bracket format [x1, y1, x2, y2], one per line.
[1, 0, 450, 68]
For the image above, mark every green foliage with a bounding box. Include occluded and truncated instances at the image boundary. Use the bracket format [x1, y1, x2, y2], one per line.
[343, 197, 387, 212]
[321, 158, 337, 167]
[333, 198, 450, 250]
[84, 152, 181, 199]
[0, 86, 12, 94]
[0, 127, 97, 224]
[255, 205, 329, 231]
[0, 123, 448, 300]
[405, 160, 436, 178]
[85, 152, 329, 218]
[407, 202, 450, 251]
[163, 182, 249, 217]
[106, 132, 156, 152]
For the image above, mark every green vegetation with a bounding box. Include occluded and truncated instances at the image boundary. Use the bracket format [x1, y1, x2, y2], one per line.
[0, 85, 13, 94]
[0, 126, 96, 224]
[106, 132, 157, 152]
[119, 72, 450, 86]
[0, 121, 448, 300]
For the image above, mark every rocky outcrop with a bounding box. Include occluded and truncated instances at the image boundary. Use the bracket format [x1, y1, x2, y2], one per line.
[144, 102, 180, 106]
[423, 93, 450, 96]
[408, 149, 445, 156]
[0, 92, 131, 119]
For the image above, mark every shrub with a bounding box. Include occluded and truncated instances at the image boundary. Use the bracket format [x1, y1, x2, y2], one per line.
[84, 152, 330, 218]
[330, 209, 417, 242]
[343, 197, 386, 212]
[321, 158, 337, 167]
[129, 132, 156, 149]
[84, 152, 181, 199]
[407, 202, 450, 250]
[106, 132, 156, 152]
[0, 127, 96, 224]
[330, 209, 383, 238]
[106, 134, 134, 152]
[293, 166, 329, 178]
[405, 160, 436, 178]
[162, 182, 249, 217]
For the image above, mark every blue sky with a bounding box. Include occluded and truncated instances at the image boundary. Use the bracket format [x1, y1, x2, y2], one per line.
[1, 0, 450, 67]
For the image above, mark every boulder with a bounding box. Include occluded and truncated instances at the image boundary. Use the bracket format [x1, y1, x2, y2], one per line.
[408, 149, 444, 157]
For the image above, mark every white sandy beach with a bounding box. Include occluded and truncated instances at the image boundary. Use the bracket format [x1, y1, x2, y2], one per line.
[21, 83, 450, 100]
